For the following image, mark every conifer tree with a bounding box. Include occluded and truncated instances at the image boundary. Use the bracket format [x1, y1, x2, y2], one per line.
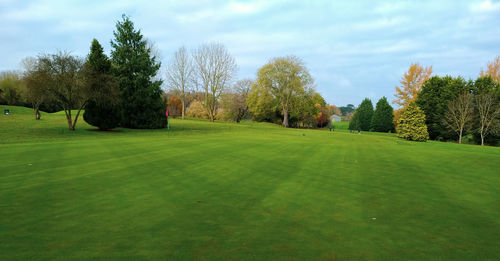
[348, 111, 360, 131]
[83, 39, 120, 130]
[371, 96, 394, 132]
[397, 102, 429, 141]
[110, 15, 166, 129]
[356, 98, 374, 131]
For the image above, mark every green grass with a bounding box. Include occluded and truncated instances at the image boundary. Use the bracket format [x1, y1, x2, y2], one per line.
[1, 105, 500, 260]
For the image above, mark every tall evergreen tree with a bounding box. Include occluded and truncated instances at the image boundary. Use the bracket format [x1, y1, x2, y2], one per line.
[397, 102, 429, 142]
[355, 98, 374, 131]
[110, 14, 166, 129]
[83, 39, 120, 130]
[371, 96, 394, 132]
[348, 111, 360, 131]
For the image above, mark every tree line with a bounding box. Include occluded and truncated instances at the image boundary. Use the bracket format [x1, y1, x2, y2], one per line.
[165, 48, 339, 128]
[2, 14, 340, 130]
[0, 15, 165, 130]
[348, 59, 500, 146]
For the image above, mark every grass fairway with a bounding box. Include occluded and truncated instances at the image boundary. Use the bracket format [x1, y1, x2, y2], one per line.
[1, 105, 500, 260]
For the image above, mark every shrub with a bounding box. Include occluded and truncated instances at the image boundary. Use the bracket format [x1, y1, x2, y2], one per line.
[186, 100, 208, 119]
[397, 102, 429, 141]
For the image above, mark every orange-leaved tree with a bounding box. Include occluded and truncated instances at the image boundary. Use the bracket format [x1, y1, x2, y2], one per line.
[480, 56, 500, 83]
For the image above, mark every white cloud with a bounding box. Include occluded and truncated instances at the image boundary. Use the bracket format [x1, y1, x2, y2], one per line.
[471, 0, 500, 12]
[227, 1, 270, 15]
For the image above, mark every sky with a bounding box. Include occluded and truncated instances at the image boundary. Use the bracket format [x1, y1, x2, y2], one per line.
[1, 0, 499, 106]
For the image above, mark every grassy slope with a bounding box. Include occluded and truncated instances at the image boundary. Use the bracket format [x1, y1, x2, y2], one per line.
[1, 105, 499, 260]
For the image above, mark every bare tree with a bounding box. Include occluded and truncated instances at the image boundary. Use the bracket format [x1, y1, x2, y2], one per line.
[22, 57, 51, 120]
[40, 52, 89, 130]
[221, 79, 253, 122]
[192, 42, 237, 122]
[166, 46, 193, 119]
[475, 92, 500, 146]
[443, 92, 474, 144]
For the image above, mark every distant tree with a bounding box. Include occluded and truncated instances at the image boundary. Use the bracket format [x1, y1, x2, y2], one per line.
[339, 104, 355, 115]
[247, 81, 277, 122]
[345, 111, 354, 122]
[83, 39, 120, 130]
[371, 96, 394, 132]
[393, 108, 404, 129]
[306, 92, 329, 128]
[111, 14, 166, 129]
[293, 88, 321, 128]
[167, 95, 183, 117]
[314, 104, 330, 128]
[192, 42, 237, 122]
[354, 98, 374, 131]
[472, 76, 500, 99]
[254, 56, 313, 127]
[186, 100, 208, 119]
[0, 71, 24, 105]
[397, 102, 429, 142]
[22, 57, 51, 119]
[348, 110, 360, 131]
[166, 46, 193, 119]
[480, 56, 500, 83]
[39, 52, 87, 130]
[393, 63, 432, 107]
[221, 79, 253, 123]
[416, 76, 470, 140]
[475, 92, 500, 146]
[443, 92, 474, 144]
[327, 104, 341, 116]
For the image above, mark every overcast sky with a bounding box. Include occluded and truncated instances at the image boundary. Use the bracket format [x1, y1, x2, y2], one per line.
[1, 0, 499, 106]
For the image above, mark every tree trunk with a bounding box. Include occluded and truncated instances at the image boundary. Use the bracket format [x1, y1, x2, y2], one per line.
[72, 107, 84, 131]
[282, 108, 289, 127]
[65, 110, 75, 131]
[481, 132, 484, 146]
[458, 129, 462, 144]
[209, 108, 215, 122]
[34, 107, 41, 120]
[67, 116, 74, 130]
[181, 99, 185, 120]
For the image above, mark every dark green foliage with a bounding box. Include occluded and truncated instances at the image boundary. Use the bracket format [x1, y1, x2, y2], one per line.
[472, 76, 500, 97]
[353, 98, 373, 131]
[348, 110, 360, 130]
[83, 101, 120, 130]
[371, 96, 394, 132]
[110, 15, 166, 129]
[416, 76, 470, 140]
[83, 39, 120, 130]
[87, 39, 111, 73]
[397, 102, 429, 141]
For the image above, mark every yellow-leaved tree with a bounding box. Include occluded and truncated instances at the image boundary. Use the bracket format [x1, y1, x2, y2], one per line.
[393, 63, 432, 128]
